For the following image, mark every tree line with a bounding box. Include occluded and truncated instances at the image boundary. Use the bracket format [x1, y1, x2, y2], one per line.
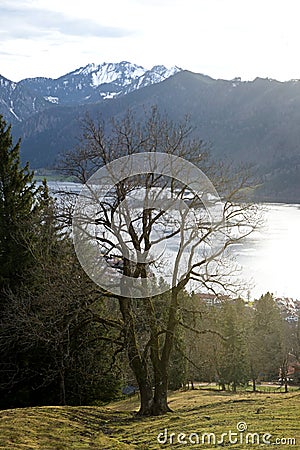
[181, 292, 300, 393]
[0, 115, 122, 408]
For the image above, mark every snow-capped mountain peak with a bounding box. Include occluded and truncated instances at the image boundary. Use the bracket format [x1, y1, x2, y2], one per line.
[0, 62, 182, 122]
[13, 61, 182, 108]
[88, 61, 146, 87]
[68, 61, 180, 91]
[151, 65, 181, 77]
[0, 75, 17, 91]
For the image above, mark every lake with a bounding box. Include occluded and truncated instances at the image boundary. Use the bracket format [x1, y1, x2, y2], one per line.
[233, 203, 300, 300]
[48, 182, 300, 301]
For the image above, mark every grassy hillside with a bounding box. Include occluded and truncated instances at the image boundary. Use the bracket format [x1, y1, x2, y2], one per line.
[0, 390, 299, 449]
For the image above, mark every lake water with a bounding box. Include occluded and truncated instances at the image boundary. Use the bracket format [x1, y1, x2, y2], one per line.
[233, 203, 300, 300]
[48, 182, 300, 301]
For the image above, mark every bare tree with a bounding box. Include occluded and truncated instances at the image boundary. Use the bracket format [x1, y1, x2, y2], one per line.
[60, 107, 260, 415]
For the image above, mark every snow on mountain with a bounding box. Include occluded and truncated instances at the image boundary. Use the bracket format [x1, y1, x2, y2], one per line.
[0, 62, 181, 123]
[0, 74, 51, 123]
[72, 61, 179, 88]
[44, 96, 59, 104]
[62, 61, 181, 99]
[130, 64, 181, 91]
[0, 76, 17, 90]
[18, 61, 182, 106]
[88, 61, 146, 87]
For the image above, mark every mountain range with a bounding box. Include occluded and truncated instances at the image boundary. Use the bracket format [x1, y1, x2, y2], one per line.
[1, 61, 300, 202]
[0, 61, 180, 122]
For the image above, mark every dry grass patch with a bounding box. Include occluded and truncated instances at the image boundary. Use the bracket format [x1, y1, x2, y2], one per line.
[0, 390, 299, 449]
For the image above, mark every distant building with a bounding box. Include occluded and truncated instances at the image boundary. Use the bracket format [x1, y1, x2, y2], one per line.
[274, 297, 300, 321]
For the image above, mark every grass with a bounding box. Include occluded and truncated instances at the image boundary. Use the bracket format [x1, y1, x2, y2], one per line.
[0, 389, 299, 449]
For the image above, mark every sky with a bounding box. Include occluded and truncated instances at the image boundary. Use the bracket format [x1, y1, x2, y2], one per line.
[1, 0, 300, 82]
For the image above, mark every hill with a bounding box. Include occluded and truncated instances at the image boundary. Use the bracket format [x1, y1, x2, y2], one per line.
[0, 389, 299, 449]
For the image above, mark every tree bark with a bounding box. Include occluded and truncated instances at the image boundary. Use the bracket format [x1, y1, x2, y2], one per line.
[59, 367, 66, 405]
[147, 288, 180, 415]
[118, 288, 179, 415]
[138, 382, 154, 416]
[118, 296, 155, 415]
[152, 375, 171, 414]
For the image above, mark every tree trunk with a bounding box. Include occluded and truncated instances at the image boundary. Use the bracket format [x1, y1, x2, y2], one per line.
[147, 288, 180, 415]
[218, 378, 226, 391]
[150, 361, 172, 415]
[59, 367, 66, 405]
[118, 285, 180, 416]
[152, 381, 171, 415]
[252, 378, 256, 392]
[118, 297, 155, 415]
[137, 373, 172, 416]
[138, 382, 154, 416]
[281, 365, 289, 393]
[140, 288, 181, 416]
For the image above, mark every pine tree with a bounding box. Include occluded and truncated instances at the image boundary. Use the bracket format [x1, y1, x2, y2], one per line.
[249, 292, 284, 388]
[0, 116, 122, 408]
[0, 115, 38, 289]
[217, 299, 250, 392]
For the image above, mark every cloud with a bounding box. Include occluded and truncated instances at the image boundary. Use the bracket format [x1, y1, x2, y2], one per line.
[0, 4, 132, 40]
[0, 49, 30, 57]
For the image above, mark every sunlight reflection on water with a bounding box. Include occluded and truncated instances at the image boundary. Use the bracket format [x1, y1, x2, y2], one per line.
[235, 203, 300, 300]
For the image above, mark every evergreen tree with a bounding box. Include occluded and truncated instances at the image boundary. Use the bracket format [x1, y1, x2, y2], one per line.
[249, 292, 283, 387]
[0, 115, 39, 289]
[0, 115, 50, 406]
[217, 299, 250, 392]
[0, 117, 122, 407]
